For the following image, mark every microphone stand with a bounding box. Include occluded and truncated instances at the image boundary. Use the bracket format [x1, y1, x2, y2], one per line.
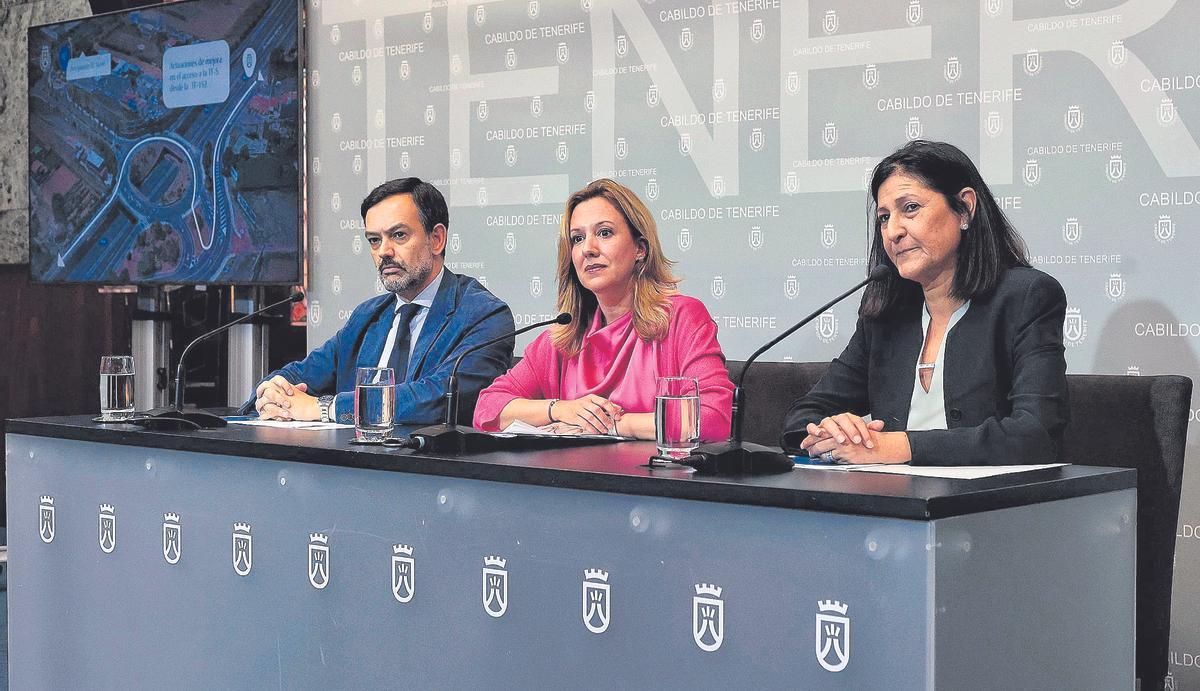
[132, 290, 305, 430]
[680, 267, 889, 475]
[408, 312, 571, 454]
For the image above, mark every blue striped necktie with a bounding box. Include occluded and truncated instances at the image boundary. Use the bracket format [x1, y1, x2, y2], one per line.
[387, 303, 422, 382]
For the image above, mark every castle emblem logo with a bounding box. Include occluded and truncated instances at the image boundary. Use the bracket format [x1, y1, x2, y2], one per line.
[556, 141, 569, 163]
[1023, 49, 1041, 76]
[580, 0, 591, 10]
[748, 226, 763, 250]
[505, 145, 517, 167]
[474, 5, 486, 26]
[450, 53, 462, 75]
[680, 27, 694, 51]
[399, 60, 410, 80]
[617, 34, 628, 57]
[582, 569, 611, 634]
[784, 276, 800, 300]
[351, 65, 362, 86]
[751, 18, 765, 43]
[616, 137, 628, 160]
[530, 96, 543, 118]
[477, 99, 489, 121]
[647, 84, 660, 107]
[1156, 215, 1176, 243]
[711, 276, 726, 299]
[451, 147, 462, 169]
[712, 176, 725, 197]
[310, 301, 321, 326]
[98, 503, 116, 554]
[483, 556, 509, 618]
[1159, 98, 1176, 125]
[823, 10, 838, 35]
[331, 192, 341, 212]
[311, 69, 321, 88]
[330, 112, 341, 132]
[692, 584, 725, 652]
[400, 150, 411, 172]
[392, 545, 415, 603]
[330, 24, 340, 45]
[1106, 154, 1125, 183]
[786, 171, 799, 194]
[375, 107, 385, 129]
[39, 496, 55, 544]
[530, 276, 543, 297]
[557, 42, 569, 65]
[308, 533, 329, 590]
[1106, 273, 1126, 302]
[679, 133, 692, 155]
[750, 127, 765, 151]
[1109, 40, 1126, 66]
[505, 48, 517, 70]
[1127, 366, 1141, 377]
[233, 522, 252, 576]
[585, 90, 596, 113]
[817, 311, 839, 343]
[862, 64, 878, 89]
[353, 154, 363, 174]
[528, 0, 539, 19]
[822, 122, 838, 148]
[822, 224, 837, 249]
[40, 44, 50, 71]
[985, 110, 1003, 138]
[450, 233, 461, 254]
[531, 184, 543, 204]
[646, 178, 659, 201]
[1064, 307, 1087, 346]
[944, 56, 960, 83]
[162, 513, 181, 565]
[424, 104, 436, 126]
[1023, 159, 1041, 186]
[713, 78, 726, 103]
[985, 0, 1005, 17]
[422, 12, 432, 33]
[816, 600, 851, 672]
[678, 228, 692, 251]
[477, 187, 488, 207]
[312, 157, 321, 175]
[906, 0, 924, 26]
[373, 18, 383, 39]
[1061, 217, 1080, 245]
[906, 116, 922, 141]
[786, 71, 800, 95]
[352, 234, 363, 255]
[1064, 105, 1082, 133]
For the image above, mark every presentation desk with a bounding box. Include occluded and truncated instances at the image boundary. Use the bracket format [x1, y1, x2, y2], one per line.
[6, 416, 1134, 689]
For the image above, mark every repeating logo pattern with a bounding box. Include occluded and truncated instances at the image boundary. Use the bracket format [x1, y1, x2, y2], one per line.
[582, 569, 611, 634]
[483, 556, 509, 618]
[392, 544, 415, 603]
[309, 533, 330, 589]
[162, 513, 181, 565]
[816, 600, 851, 672]
[233, 522, 253, 576]
[98, 503, 116, 554]
[692, 584, 725, 652]
[39, 495, 55, 544]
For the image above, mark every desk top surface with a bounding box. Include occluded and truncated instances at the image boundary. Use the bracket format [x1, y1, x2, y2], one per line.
[6, 416, 1135, 520]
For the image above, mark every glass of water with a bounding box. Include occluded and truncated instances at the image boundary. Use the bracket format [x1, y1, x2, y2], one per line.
[355, 367, 395, 441]
[99, 355, 135, 422]
[654, 376, 700, 458]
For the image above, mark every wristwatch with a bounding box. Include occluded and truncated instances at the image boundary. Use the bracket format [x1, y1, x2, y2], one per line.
[317, 395, 335, 423]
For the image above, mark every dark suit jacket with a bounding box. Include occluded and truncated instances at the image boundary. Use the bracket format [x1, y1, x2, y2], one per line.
[241, 269, 514, 424]
[781, 267, 1069, 466]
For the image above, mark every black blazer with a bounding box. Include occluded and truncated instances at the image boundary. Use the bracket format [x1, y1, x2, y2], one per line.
[781, 267, 1069, 466]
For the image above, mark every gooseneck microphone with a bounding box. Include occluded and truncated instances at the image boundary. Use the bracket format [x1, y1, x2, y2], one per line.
[408, 312, 572, 453]
[133, 290, 305, 430]
[680, 265, 890, 475]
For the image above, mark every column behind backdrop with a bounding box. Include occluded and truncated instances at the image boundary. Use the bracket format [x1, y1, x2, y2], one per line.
[304, 0, 1199, 684]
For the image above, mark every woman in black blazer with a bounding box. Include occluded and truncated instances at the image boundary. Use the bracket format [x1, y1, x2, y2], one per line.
[781, 141, 1068, 466]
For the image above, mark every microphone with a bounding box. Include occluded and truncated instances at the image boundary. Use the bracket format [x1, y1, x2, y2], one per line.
[132, 290, 305, 430]
[408, 312, 572, 453]
[680, 265, 890, 475]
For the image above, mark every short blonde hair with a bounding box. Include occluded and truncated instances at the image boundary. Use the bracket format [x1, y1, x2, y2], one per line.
[550, 178, 679, 356]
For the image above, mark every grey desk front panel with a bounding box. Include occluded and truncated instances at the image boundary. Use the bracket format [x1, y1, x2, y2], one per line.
[6, 434, 1133, 689]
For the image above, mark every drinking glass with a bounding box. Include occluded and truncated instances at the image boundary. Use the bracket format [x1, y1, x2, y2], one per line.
[654, 376, 700, 458]
[99, 356, 135, 421]
[355, 367, 395, 441]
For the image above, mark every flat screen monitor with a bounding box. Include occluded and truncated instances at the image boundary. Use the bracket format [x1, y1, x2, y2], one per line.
[27, 0, 302, 285]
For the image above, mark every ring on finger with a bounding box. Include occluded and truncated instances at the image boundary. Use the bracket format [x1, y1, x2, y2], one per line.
[821, 450, 836, 463]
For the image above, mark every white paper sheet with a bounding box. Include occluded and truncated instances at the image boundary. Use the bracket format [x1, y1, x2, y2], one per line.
[794, 463, 1068, 479]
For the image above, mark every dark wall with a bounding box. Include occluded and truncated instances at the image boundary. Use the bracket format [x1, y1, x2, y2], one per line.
[0, 265, 135, 526]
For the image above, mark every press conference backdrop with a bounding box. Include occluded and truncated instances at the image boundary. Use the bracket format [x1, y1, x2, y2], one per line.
[303, 0, 1200, 682]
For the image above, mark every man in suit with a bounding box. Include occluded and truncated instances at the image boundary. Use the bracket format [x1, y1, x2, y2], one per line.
[247, 177, 514, 424]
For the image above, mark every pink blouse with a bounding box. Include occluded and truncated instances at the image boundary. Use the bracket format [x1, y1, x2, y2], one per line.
[473, 294, 734, 441]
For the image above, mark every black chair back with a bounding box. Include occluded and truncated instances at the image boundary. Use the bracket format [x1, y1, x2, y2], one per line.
[725, 360, 828, 447]
[1060, 373, 1191, 689]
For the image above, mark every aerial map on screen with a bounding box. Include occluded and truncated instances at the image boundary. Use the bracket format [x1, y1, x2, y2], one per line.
[27, 0, 300, 285]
